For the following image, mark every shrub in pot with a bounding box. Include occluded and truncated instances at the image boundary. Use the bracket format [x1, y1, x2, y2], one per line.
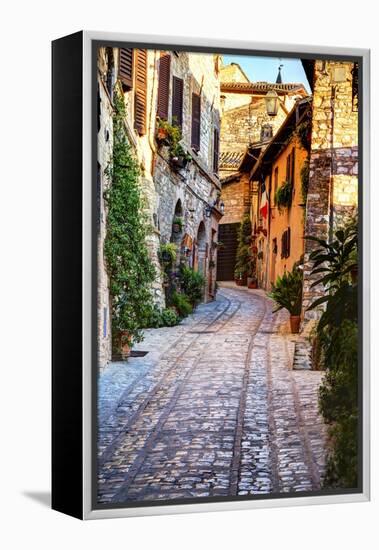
[269, 264, 303, 333]
[169, 291, 193, 318]
[172, 216, 183, 234]
[179, 265, 205, 305]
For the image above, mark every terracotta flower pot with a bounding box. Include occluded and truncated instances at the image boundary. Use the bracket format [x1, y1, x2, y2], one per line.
[248, 280, 258, 289]
[235, 275, 247, 286]
[117, 330, 131, 360]
[156, 127, 169, 144]
[290, 315, 301, 334]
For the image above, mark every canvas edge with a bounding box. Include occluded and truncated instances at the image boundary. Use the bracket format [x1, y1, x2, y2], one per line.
[81, 31, 370, 520]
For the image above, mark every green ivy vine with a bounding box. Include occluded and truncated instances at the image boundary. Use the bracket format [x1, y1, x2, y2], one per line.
[104, 88, 156, 347]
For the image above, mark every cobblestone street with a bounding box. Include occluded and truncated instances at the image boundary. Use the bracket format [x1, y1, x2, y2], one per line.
[97, 285, 327, 504]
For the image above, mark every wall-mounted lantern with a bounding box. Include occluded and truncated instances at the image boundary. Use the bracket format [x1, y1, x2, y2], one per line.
[265, 89, 279, 116]
[219, 201, 225, 215]
[204, 204, 212, 218]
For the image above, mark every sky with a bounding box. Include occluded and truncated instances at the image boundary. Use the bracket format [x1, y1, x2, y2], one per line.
[222, 54, 311, 93]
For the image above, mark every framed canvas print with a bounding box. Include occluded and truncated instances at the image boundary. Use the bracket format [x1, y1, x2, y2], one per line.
[52, 31, 370, 520]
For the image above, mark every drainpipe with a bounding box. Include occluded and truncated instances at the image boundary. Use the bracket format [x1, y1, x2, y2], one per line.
[328, 85, 336, 242]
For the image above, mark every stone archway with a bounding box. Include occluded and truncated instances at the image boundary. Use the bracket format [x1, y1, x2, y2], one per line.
[195, 221, 207, 277]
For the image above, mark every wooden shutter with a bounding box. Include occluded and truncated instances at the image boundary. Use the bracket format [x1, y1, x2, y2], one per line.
[157, 54, 171, 120]
[213, 127, 220, 172]
[191, 92, 201, 151]
[119, 48, 133, 90]
[134, 49, 147, 135]
[286, 154, 291, 182]
[281, 227, 291, 259]
[172, 76, 183, 128]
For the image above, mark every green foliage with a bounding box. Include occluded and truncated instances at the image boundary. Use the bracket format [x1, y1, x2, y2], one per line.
[159, 242, 177, 269]
[306, 219, 358, 331]
[172, 216, 184, 230]
[300, 157, 310, 204]
[296, 119, 311, 151]
[169, 291, 193, 318]
[179, 265, 205, 306]
[275, 180, 293, 211]
[161, 308, 180, 326]
[234, 215, 252, 277]
[104, 89, 156, 347]
[269, 264, 303, 315]
[306, 214, 358, 488]
[156, 118, 191, 162]
[142, 304, 180, 328]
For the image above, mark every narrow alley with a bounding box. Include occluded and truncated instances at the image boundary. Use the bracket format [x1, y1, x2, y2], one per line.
[98, 286, 326, 504]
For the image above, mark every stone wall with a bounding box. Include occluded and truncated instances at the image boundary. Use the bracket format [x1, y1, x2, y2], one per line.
[220, 97, 288, 153]
[302, 60, 358, 323]
[219, 175, 250, 225]
[97, 52, 114, 370]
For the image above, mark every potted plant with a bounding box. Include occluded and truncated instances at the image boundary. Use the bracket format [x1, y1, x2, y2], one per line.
[170, 143, 192, 171]
[172, 216, 183, 233]
[269, 264, 303, 333]
[114, 330, 131, 360]
[247, 262, 258, 289]
[155, 118, 180, 146]
[235, 271, 247, 286]
[234, 215, 252, 286]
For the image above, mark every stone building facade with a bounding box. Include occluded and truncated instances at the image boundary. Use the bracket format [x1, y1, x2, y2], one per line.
[97, 47, 222, 369]
[301, 60, 358, 322]
[153, 51, 222, 296]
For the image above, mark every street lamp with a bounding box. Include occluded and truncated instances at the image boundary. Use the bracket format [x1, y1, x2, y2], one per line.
[265, 89, 279, 116]
[204, 204, 212, 218]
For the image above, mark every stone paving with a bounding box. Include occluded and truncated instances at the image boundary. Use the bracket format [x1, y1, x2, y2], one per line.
[97, 285, 327, 504]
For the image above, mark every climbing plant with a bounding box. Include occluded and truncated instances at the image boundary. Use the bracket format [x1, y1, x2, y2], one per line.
[275, 180, 293, 211]
[104, 89, 156, 348]
[300, 158, 310, 204]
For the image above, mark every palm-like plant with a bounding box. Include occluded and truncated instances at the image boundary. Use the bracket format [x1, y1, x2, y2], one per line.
[306, 219, 358, 330]
[269, 264, 303, 316]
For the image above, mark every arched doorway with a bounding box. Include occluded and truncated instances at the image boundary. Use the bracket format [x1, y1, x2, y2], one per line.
[195, 221, 207, 277]
[170, 199, 184, 247]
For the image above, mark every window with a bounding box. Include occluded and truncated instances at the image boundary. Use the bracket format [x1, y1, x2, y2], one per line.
[134, 49, 147, 135]
[285, 148, 295, 185]
[191, 92, 201, 151]
[157, 54, 171, 120]
[274, 166, 279, 195]
[260, 123, 273, 142]
[118, 48, 133, 91]
[213, 127, 220, 173]
[281, 227, 291, 259]
[172, 76, 183, 128]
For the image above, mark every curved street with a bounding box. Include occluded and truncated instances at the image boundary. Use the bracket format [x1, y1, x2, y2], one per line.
[98, 285, 326, 504]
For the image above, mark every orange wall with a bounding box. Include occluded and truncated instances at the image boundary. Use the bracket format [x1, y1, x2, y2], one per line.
[257, 135, 308, 289]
